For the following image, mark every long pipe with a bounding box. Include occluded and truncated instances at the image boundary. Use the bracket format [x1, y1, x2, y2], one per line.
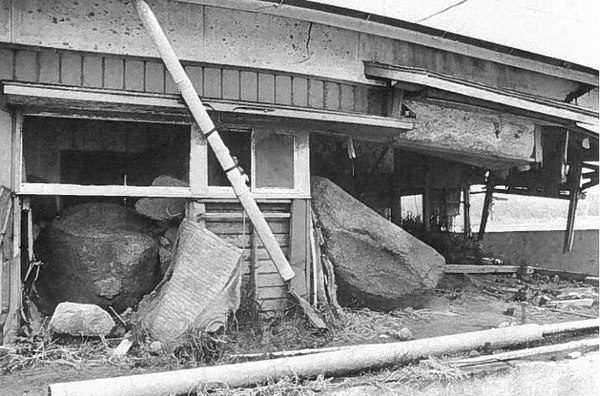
[135, 0, 294, 281]
[48, 319, 599, 396]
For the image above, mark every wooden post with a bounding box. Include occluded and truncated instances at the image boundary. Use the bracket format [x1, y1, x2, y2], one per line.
[477, 177, 495, 241]
[563, 159, 582, 254]
[289, 200, 309, 299]
[3, 195, 21, 344]
[135, 0, 293, 281]
[463, 185, 471, 237]
[423, 188, 432, 232]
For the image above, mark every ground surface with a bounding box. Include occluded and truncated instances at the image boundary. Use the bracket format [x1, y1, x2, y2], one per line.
[1, 274, 598, 395]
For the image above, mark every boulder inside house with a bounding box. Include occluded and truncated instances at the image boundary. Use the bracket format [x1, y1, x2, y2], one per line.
[36, 202, 162, 313]
[311, 176, 446, 309]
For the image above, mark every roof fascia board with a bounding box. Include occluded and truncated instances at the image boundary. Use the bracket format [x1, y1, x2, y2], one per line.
[176, 0, 598, 86]
[2, 81, 414, 130]
[365, 63, 599, 128]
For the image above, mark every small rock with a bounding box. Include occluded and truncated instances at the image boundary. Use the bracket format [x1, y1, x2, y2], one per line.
[497, 322, 510, 328]
[468, 350, 480, 357]
[378, 334, 391, 339]
[566, 351, 582, 360]
[49, 302, 115, 336]
[149, 340, 163, 352]
[503, 307, 516, 316]
[398, 327, 413, 340]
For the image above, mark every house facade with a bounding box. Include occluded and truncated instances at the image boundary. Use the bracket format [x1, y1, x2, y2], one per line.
[0, 0, 598, 342]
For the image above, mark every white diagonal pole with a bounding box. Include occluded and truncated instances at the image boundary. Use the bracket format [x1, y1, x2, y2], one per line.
[135, 0, 294, 281]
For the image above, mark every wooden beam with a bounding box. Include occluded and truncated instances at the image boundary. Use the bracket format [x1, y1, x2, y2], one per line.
[563, 159, 583, 253]
[3, 81, 415, 131]
[477, 177, 495, 241]
[445, 264, 521, 274]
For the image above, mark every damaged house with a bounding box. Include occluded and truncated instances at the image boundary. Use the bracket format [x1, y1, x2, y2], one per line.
[0, 0, 598, 345]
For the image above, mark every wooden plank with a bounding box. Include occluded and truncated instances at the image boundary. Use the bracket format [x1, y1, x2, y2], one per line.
[145, 61, 165, 93]
[255, 273, 286, 287]
[82, 55, 103, 88]
[185, 66, 203, 96]
[256, 286, 287, 300]
[275, 75, 292, 105]
[124, 60, 145, 91]
[563, 160, 582, 253]
[189, 124, 207, 196]
[340, 84, 355, 112]
[323, 81, 340, 110]
[289, 199, 309, 299]
[18, 183, 192, 198]
[38, 51, 60, 84]
[258, 73, 275, 103]
[204, 67, 222, 98]
[445, 264, 521, 274]
[354, 85, 369, 114]
[292, 77, 308, 107]
[206, 221, 289, 235]
[61, 53, 82, 86]
[104, 58, 124, 89]
[218, 233, 289, 248]
[308, 79, 324, 108]
[240, 71, 258, 102]
[14, 50, 38, 82]
[0, 48, 14, 80]
[222, 69, 240, 100]
[0, 187, 13, 240]
[200, 212, 290, 220]
[3, 196, 20, 344]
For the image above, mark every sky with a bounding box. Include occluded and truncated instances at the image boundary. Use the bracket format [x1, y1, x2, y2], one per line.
[311, 0, 600, 69]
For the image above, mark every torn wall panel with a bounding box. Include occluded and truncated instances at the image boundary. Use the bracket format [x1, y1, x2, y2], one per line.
[399, 99, 536, 169]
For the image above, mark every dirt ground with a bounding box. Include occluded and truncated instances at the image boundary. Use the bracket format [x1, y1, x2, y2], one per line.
[1, 273, 598, 396]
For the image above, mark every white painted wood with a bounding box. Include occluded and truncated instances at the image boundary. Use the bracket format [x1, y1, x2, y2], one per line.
[4, 82, 414, 130]
[18, 183, 193, 198]
[189, 123, 208, 195]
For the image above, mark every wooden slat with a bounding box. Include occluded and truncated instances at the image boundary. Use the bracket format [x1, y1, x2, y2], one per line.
[259, 298, 288, 313]
[124, 60, 144, 91]
[292, 77, 308, 107]
[201, 212, 290, 220]
[185, 66, 203, 96]
[324, 81, 340, 110]
[215, 233, 289, 248]
[275, 75, 292, 105]
[15, 50, 38, 82]
[222, 69, 240, 100]
[444, 264, 521, 274]
[61, 53, 82, 86]
[240, 71, 258, 102]
[145, 61, 165, 93]
[308, 79, 324, 108]
[204, 67, 222, 98]
[256, 286, 287, 299]
[39, 51, 60, 84]
[104, 58, 124, 89]
[82, 56, 103, 88]
[0, 48, 14, 80]
[258, 73, 275, 103]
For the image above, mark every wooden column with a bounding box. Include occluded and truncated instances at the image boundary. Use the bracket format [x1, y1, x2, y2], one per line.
[289, 199, 310, 299]
[463, 185, 471, 237]
[563, 159, 583, 253]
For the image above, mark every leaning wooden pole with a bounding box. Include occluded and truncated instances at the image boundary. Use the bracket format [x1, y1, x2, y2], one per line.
[48, 319, 599, 396]
[135, 0, 293, 281]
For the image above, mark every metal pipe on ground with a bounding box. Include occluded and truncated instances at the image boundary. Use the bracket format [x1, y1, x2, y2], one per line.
[48, 319, 599, 396]
[134, 0, 294, 281]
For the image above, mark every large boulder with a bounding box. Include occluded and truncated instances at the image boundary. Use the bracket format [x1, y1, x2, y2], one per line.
[49, 302, 115, 337]
[38, 203, 160, 312]
[311, 177, 445, 309]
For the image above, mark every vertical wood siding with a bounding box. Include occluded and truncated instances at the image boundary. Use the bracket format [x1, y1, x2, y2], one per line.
[0, 46, 380, 116]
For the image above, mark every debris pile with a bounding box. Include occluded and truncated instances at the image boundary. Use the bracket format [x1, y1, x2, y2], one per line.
[311, 177, 446, 309]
